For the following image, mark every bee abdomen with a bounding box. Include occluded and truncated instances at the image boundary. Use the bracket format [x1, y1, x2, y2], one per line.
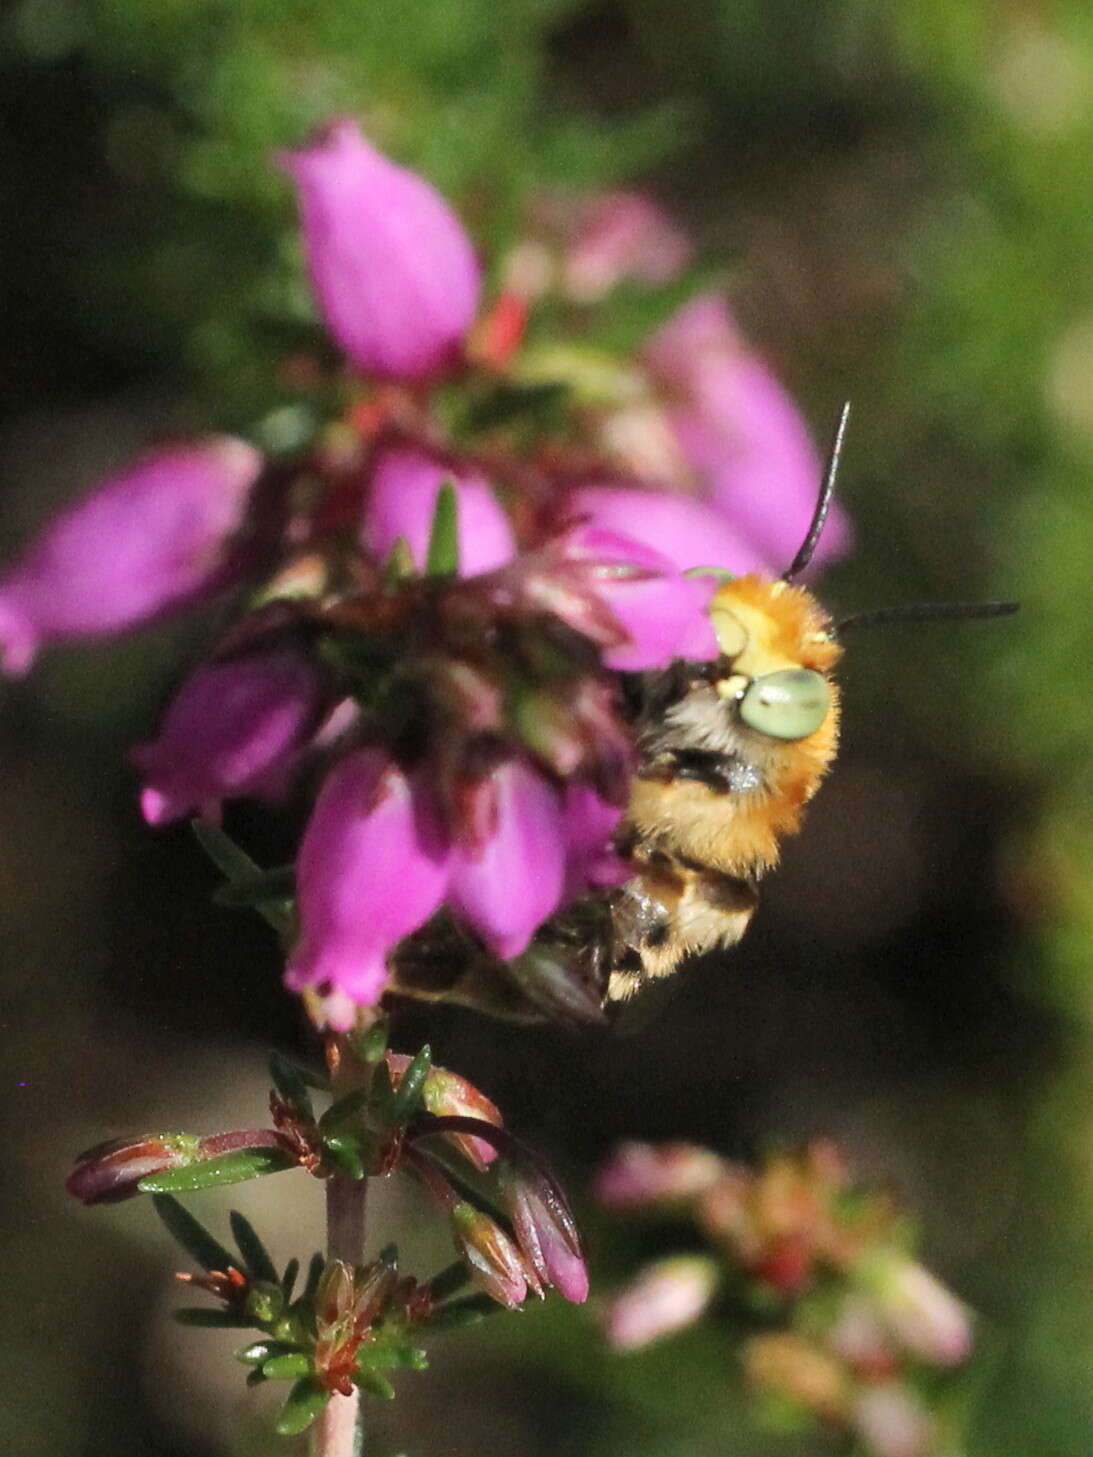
[606, 861, 759, 1002]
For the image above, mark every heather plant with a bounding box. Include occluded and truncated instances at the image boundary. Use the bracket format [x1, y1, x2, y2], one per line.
[43, 115, 864, 1454]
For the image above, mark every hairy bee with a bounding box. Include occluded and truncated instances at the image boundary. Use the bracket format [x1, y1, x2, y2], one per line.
[389, 406, 1013, 1022]
[605, 570, 841, 1002]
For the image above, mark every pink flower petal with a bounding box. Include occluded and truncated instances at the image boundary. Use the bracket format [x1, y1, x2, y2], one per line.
[285, 749, 450, 1007]
[0, 437, 260, 675]
[646, 293, 852, 573]
[361, 443, 515, 576]
[448, 759, 565, 960]
[132, 645, 326, 823]
[282, 120, 480, 383]
[563, 484, 767, 575]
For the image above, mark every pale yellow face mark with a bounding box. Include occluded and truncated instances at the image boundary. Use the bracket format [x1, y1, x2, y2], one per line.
[709, 601, 804, 679]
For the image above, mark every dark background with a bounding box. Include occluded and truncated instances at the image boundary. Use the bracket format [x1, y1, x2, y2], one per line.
[3, 2, 1092, 1454]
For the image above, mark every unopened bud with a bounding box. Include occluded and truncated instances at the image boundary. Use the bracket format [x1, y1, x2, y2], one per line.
[450, 1203, 529, 1309]
[596, 1141, 726, 1210]
[852, 1382, 935, 1457]
[744, 1332, 849, 1422]
[66, 1134, 200, 1205]
[505, 1165, 588, 1304]
[386, 1053, 502, 1170]
[603, 1255, 718, 1350]
[862, 1255, 972, 1367]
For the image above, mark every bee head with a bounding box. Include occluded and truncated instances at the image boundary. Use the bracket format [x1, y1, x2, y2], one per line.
[708, 575, 840, 743]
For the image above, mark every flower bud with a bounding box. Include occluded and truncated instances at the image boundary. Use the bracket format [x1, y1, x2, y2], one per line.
[282, 120, 480, 383]
[66, 1133, 200, 1204]
[852, 1382, 935, 1457]
[132, 644, 328, 823]
[386, 1053, 502, 1170]
[0, 437, 261, 675]
[361, 444, 515, 577]
[595, 1141, 726, 1210]
[450, 1203, 529, 1309]
[505, 1164, 589, 1304]
[743, 1331, 849, 1422]
[863, 1255, 972, 1367]
[561, 191, 691, 303]
[603, 1255, 718, 1350]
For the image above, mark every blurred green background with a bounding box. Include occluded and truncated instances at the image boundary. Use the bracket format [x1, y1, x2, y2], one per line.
[3, 1, 1093, 1453]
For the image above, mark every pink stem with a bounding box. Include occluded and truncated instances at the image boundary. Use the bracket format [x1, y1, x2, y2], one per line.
[311, 1040, 370, 1457]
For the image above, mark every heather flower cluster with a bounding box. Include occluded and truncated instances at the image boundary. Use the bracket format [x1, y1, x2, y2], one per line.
[67, 1029, 587, 1434]
[0, 117, 847, 1033]
[597, 1140, 974, 1457]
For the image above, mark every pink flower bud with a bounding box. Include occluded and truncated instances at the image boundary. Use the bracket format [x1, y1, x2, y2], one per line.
[132, 644, 328, 824]
[450, 1202, 530, 1309]
[386, 1053, 503, 1170]
[66, 1133, 200, 1204]
[603, 1255, 718, 1350]
[282, 120, 481, 383]
[0, 437, 261, 675]
[361, 444, 515, 576]
[595, 1141, 726, 1210]
[865, 1256, 972, 1367]
[562, 191, 692, 303]
[506, 1166, 589, 1304]
[447, 758, 566, 961]
[853, 1383, 935, 1457]
[285, 749, 450, 1019]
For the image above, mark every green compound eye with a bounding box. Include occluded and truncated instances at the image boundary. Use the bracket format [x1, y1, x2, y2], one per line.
[738, 669, 830, 741]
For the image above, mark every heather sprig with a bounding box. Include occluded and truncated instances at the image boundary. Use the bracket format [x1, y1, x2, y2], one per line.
[597, 1140, 975, 1457]
[67, 1033, 587, 1437]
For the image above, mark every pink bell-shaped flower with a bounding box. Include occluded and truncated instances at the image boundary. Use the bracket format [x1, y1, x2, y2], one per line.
[0, 436, 261, 675]
[285, 749, 450, 1016]
[361, 443, 515, 575]
[282, 120, 481, 383]
[132, 644, 328, 824]
[447, 758, 566, 961]
[645, 293, 851, 572]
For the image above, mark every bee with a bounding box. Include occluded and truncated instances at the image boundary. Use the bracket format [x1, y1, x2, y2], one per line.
[390, 405, 1015, 1021]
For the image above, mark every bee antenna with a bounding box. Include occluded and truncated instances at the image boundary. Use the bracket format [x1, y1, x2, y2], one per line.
[836, 599, 1019, 634]
[783, 400, 850, 583]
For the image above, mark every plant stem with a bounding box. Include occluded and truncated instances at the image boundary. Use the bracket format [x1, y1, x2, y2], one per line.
[311, 1037, 371, 1457]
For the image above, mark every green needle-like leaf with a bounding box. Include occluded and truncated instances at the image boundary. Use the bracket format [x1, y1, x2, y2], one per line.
[425, 480, 459, 576]
[262, 1351, 313, 1381]
[212, 865, 296, 907]
[269, 1050, 316, 1121]
[322, 1133, 365, 1181]
[354, 1369, 396, 1400]
[350, 1019, 389, 1064]
[319, 1086, 371, 1133]
[390, 1044, 432, 1125]
[302, 1251, 325, 1300]
[428, 1260, 473, 1303]
[275, 1377, 330, 1436]
[190, 821, 294, 936]
[140, 1148, 295, 1193]
[152, 1193, 235, 1272]
[229, 1210, 279, 1284]
[282, 1257, 300, 1302]
[361, 1342, 428, 1372]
